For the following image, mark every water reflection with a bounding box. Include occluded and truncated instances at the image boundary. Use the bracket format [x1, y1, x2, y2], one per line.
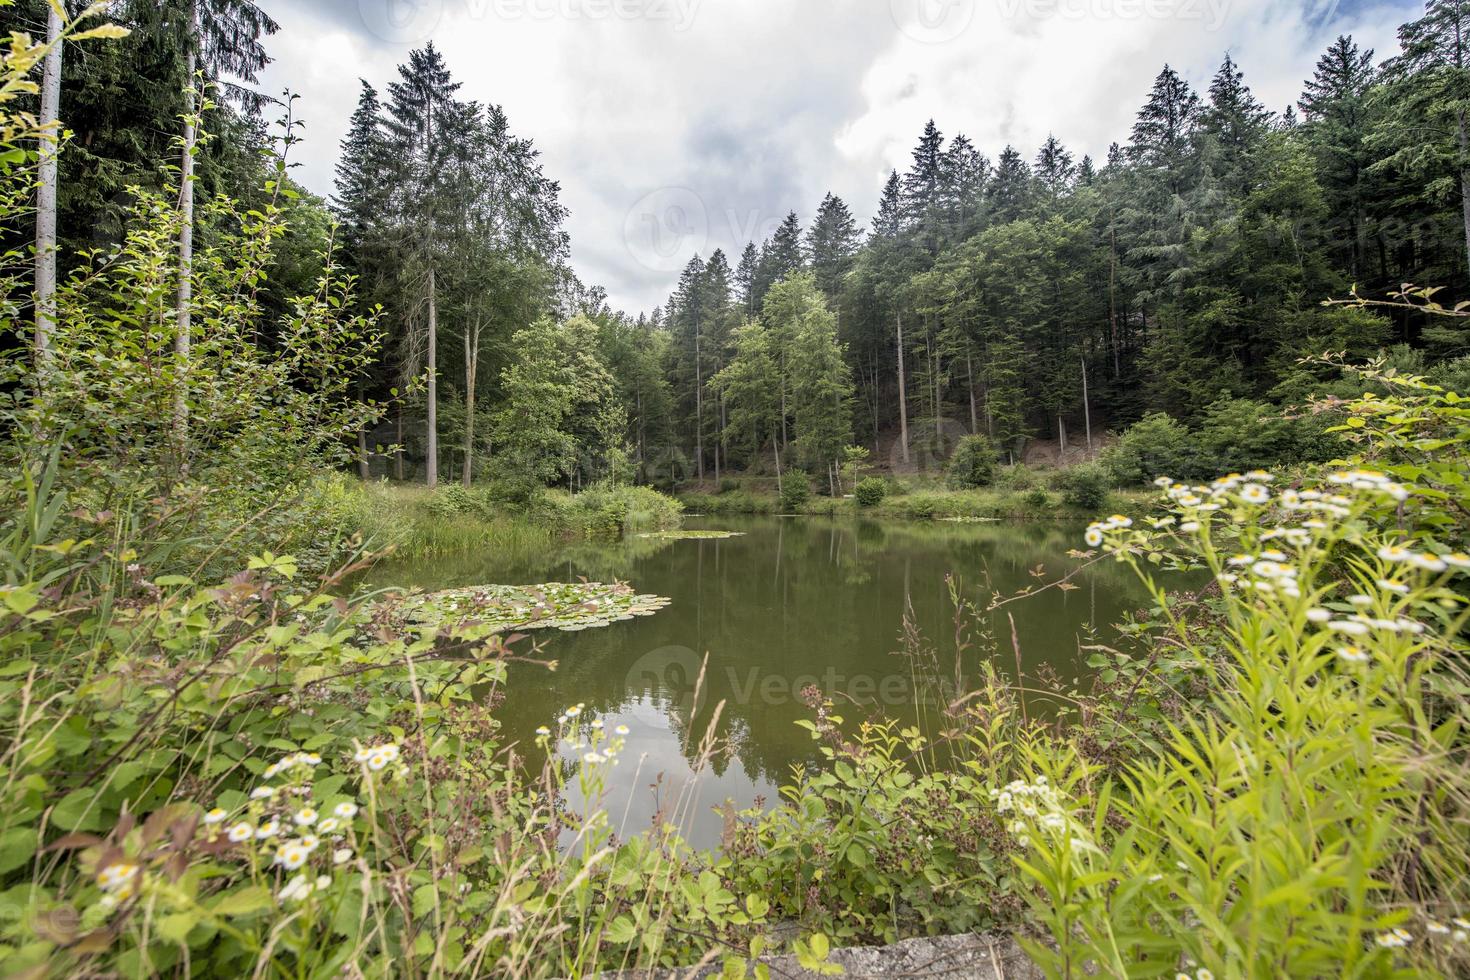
[361, 516, 1152, 847]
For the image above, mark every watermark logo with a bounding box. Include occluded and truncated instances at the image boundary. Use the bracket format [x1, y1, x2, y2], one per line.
[890, 0, 976, 43]
[624, 187, 709, 273]
[624, 645, 708, 725]
[359, 0, 447, 45]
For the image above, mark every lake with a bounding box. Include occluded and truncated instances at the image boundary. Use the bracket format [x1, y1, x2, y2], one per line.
[360, 516, 1153, 848]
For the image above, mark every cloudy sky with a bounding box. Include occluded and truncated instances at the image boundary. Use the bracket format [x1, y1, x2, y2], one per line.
[259, 0, 1416, 315]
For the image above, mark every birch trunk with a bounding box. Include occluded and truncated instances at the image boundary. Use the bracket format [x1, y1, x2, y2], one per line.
[34, 4, 62, 378]
[426, 265, 438, 488]
[175, 7, 200, 464]
[463, 319, 479, 487]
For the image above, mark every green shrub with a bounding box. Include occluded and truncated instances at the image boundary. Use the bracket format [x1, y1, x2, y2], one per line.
[1056, 464, 1110, 511]
[718, 477, 740, 494]
[1103, 412, 1195, 485]
[947, 435, 1000, 489]
[779, 471, 811, 512]
[855, 477, 887, 508]
[1023, 487, 1053, 511]
[995, 464, 1043, 492]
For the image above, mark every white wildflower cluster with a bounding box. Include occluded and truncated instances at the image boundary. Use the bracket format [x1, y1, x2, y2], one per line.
[539, 705, 632, 769]
[202, 748, 372, 905]
[1085, 515, 1133, 548]
[1220, 548, 1301, 598]
[93, 860, 140, 909]
[1174, 970, 1215, 980]
[1380, 918, 1470, 951]
[352, 742, 404, 776]
[992, 777, 1069, 843]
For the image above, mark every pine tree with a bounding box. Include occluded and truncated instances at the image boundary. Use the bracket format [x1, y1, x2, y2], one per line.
[756, 211, 805, 299]
[1035, 135, 1076, 200]
[807, 193, 862, 298]
[1202, 54, 1272, 195]
[384, 43, 463, 487]
[941, 133, 989, 241]
[735, 241, 760, 315]
[988, 146, 1033, 222]
[902, 119, 948, 253]
[1301, 35, 1378, 278]
[1129, 65, 1202, 194]
[334, 81, 389, 256]
[872, 170, 903, 238]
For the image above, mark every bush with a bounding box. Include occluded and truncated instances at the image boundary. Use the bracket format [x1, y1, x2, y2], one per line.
[779, 471, 811, 512]
[1023, 487, 1053, 511]
[995, 464, 1043, 492]
[1056, 464, 1110, 511]
[1103, 412, 1194, 485]
[855, 477, 887, 508]
[718, 477, 740, 494]
[947, 435, 1000, 489]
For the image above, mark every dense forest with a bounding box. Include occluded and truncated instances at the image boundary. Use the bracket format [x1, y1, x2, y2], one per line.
[12, 0, 1470, 496]
[4, 2, 1470, 978]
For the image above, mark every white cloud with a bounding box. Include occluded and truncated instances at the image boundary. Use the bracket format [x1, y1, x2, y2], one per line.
[263, 0, 1415, 315]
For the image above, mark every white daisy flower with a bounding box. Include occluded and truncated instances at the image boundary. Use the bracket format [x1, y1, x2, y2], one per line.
[1306, 609, 1331, 624]
[255, 819, 280, 839]
[1337, 646, 1371, 665]
[227, 822, 253, 843]
[333, 802, 359, 820]
[275, 843, 310, 871]
[96, 863, 139, 892]
[1328, 621, 1370, 637]
[294, 808, 317, 827]
[250, 787, 275, 800]
[204, 807, 228, 825]
[615, 724, 630, 736]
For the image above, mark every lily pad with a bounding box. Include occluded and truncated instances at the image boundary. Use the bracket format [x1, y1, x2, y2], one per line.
[397, 582, 672, 634]
[636, 530, 746, 540]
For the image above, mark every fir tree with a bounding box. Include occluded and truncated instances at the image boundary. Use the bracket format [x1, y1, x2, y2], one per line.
[807, 193, 862, 299]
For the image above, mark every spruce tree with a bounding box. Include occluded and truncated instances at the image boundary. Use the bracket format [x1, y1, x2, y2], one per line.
[1202, 54, 1272, 195]
[1300, 35, 1378, 278]
[807, 193, 862, 299]
[1129, 65, 1202, 194]
[988, 146, 1034, 222]
[384, 43, 463, 487]
[1035, 135, 1076, 200]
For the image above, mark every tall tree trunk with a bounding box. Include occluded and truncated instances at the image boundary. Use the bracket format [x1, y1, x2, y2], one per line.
[34, 4, 62, 380]
[896, 311, 910, 465]
[1108, 226, 1121, 378]
[175, 13, 200, 468]
[695, 327, 704, 483]
[426, 265, 438, 488]
[1459, 110, 1470, 285]
[358, 429, 371, 480]
[966, 349, 978, 435]
[463, 319, 479, 487]
[1081, 354, 1093, 456]
[395, 404, 405, 480]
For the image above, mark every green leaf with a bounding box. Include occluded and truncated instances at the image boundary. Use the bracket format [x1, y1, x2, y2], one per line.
[0, 827, 38, 875]
[211, 886, 273, 917]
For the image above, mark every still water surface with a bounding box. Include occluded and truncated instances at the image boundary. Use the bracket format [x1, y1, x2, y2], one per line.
[361, 516, 1151, 847]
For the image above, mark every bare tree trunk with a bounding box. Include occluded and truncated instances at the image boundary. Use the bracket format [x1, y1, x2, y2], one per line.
[34, 4, 62, 380]
[1081, 354, 1093, 456]
[966, 349, 978, 435]
[358, 429, 370, 480]
[1459, 109, 1470, 285]
[426, 265, 438, 488]
[1109, 226, 1121, 378]
[695, 326, 704, 483]
[896, 311, 910, 465]
[175, 13, 200, 467]
[395, 404, 405, 480]
[774, 436, 782, 494]
[1058, 416, 1067, 459]
[463, 319, 480, 487]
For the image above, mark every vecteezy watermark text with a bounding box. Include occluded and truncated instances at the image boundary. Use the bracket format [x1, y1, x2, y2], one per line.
[891, 0, 1233, 43]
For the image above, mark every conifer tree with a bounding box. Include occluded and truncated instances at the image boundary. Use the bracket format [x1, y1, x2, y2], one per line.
[1300, 35, 1378, 277]
[1129, 65, 1202, 194]
[384, 43, 462, 487]
[1035, 135, 1076, 201]
[807, 193, 862, 299]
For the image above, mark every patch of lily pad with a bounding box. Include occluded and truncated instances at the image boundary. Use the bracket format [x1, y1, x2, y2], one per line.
[635, 530, 746, 540]
[400, 582, 672, 633]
